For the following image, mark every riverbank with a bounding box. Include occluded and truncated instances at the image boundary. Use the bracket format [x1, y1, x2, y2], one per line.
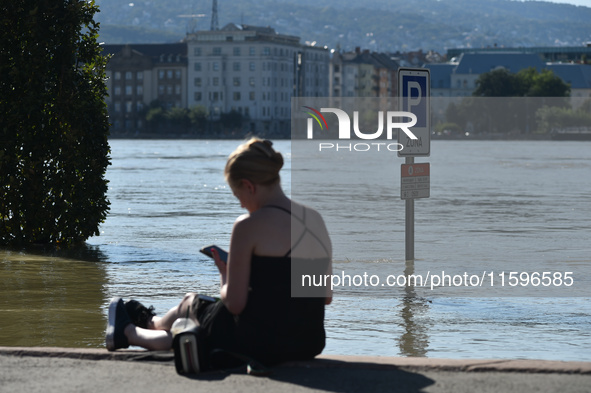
[1, 347, 590, 393]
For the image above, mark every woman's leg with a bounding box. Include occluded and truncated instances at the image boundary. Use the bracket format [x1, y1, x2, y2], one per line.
[124, 325, 173, 351]
[123, 293, 199, 350]
[153, 292, 198, 331]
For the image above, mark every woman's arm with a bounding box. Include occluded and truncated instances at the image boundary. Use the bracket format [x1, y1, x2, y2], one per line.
[218, 216, 253, 315]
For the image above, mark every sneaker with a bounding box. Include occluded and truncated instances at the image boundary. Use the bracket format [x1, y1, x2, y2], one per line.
[105, 297, 131, 351]
[125, 299, 156, 329]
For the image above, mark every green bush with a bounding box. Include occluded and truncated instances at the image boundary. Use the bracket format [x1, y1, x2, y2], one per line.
[0, 1, 111, 246]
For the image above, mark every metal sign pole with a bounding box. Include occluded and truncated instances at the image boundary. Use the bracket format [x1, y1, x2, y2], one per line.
[405, 156, 414, 261]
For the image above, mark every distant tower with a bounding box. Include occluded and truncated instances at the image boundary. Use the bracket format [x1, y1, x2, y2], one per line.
[210, 0, 219, 31]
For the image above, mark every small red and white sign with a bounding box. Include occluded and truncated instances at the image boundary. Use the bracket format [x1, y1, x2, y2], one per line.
[401, 163, 430, 199]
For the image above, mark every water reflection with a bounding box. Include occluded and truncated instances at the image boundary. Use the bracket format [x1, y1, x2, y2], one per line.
[398, 259, 430, 357]
[0, 244, 108, 347]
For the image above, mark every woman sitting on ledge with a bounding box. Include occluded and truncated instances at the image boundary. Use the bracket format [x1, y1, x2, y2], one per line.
[106, 137, 332, 370]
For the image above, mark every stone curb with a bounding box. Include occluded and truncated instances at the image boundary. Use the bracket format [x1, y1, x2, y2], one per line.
[1, 347, 590, 375]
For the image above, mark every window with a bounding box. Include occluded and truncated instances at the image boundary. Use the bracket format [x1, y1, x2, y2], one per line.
[126, 101, 133, 113]
[249, 47, 256, 56]
[136, 85, 143, 95]
[233, 77, 241, 86]
[114, 72, 121, 80]
[167, 86, 173, 94]
[233, 62, 241, 71]
[175, 84, 181, 94]
[158, 70, 165, 79]
[263, 47, 270, 55]
[233, 47, 241, 56]
[114, 102, 121, 112]
[125, 71, 133, 80]
[213, 62, 219, 71]
[233, 92, 241, 101]
[194, 92, 202, 101]
[114, 86, 121, 96]
[125, 85, 132, 95]
[194, 62, 202, 71]
[249, 91, 255, 100]
[167, 70, 173, 79]
[194, 78, 202, 87]
[249, 62, 255, 71]
[212, 47, 221, 55]
[249, 77, 255, 87]
[136, 102, 143, 111]
[194, 47, 202, 56]
[136, 71, 143, 80]
[213, 77, 219, 86]
[158, 85, 165, 95]
[175, 70, 181, 79]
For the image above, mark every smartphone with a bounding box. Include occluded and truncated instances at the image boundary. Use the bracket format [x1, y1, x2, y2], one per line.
[199, 245, 228, 263]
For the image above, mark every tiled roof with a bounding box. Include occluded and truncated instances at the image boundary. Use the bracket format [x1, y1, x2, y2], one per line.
[546, 64, 591, 89]
[454, 52, 545, 74]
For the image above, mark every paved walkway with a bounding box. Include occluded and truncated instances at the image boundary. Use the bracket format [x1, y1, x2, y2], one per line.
[1, 347, 590, 393]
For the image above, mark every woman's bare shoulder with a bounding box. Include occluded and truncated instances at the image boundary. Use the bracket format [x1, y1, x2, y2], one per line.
[291, 201, 325, 223]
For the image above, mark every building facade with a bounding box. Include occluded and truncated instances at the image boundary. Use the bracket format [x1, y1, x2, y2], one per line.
[103, 24, 328, 136]
[185, 23, 329, 135]
[102, 43, 188, 134]
[329, 48, 399, 99]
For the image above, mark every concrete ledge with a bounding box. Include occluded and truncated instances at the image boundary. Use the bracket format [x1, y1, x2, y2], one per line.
[1, 347, 590, 375]
[315, 354, 591, 374]
[0, 347, 173, 362]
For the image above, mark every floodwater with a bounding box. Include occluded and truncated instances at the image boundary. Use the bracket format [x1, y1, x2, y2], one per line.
[1, 139, 590, 361]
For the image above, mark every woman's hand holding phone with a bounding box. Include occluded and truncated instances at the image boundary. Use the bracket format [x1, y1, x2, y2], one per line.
[200, 245, 228, 277]
[210, 247, 227, 276]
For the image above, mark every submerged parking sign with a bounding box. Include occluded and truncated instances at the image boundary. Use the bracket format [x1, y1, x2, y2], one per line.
[398, 68, 430, 157]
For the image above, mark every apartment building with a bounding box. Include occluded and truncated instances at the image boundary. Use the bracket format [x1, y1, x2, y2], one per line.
[102, 43, 188, 133]
[185, 23, 329, 135]
[329, 48, 399, 99]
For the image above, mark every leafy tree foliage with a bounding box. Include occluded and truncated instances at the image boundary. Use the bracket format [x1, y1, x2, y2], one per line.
[144, 101, 210, 134]
[473, 68, 521, 97]
[517, 68, 571, 97]
[473, 67, 570, 98]
[536, 105, 591, 134]
[0, 1, 111, 246]
[452, 67, 572, 134]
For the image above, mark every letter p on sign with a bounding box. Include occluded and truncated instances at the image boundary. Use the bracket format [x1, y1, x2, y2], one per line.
[398, 68, 430, 157]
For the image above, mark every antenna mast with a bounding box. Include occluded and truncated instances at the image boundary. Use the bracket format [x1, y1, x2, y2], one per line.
[210, 0, 219, 31]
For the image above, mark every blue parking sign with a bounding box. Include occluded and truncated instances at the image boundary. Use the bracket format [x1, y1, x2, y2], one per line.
[398, 68, 430, 157]
[401, 75, 428, 128]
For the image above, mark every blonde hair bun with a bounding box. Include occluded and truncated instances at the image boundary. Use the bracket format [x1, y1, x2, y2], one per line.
[225, 137, 284, 187]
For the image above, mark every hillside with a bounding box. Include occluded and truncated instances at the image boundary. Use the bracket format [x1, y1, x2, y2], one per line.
[95, 0, 591, 52]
